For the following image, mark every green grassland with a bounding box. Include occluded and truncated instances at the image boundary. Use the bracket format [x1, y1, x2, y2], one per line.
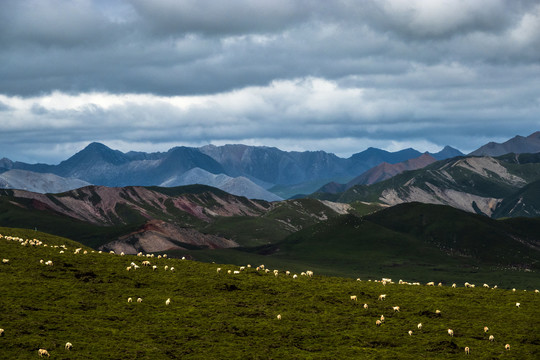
[1, 227, 539, 359]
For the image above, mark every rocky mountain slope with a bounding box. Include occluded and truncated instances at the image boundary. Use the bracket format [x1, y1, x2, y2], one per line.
[318, 153, 540, 218]
[0, 184, 347, 255]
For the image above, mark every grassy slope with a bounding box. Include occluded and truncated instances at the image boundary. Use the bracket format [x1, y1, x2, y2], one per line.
[0, 227, 539, 359]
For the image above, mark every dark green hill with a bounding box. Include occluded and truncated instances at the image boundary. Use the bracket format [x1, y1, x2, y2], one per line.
[1, 227, 538, 359]
[234, 203, 540, 289]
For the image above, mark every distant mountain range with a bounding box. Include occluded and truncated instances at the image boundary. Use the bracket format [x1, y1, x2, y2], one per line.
[470, 131, 540, 156]
[1, 131, 540, 202]
[0, 141, 464, 200]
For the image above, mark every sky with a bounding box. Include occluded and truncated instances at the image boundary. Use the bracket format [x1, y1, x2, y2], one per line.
[1, 0, 539, 164]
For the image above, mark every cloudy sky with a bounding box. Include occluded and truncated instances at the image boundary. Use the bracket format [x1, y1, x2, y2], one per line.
[1, 0, 539, 164]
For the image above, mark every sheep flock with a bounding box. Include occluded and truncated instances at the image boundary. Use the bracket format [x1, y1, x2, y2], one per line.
[0, 231, 539, 358]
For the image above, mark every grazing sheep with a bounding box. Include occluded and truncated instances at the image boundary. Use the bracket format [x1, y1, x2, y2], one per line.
[38, 349, 50, 357]
[165, 298, 171, 306]
[127, 297, 133, 303]
[45, 260, 53, 266]
[234, 270, 240, 274]
[120, 252, 125, 256]
[306, 270, 314, 277]
[227, 270, 232, 274]
[293, 274, 298, 279]
[350, 295, 357, 301]
[448, 329, 454, 337]
[465, 346, 470, 354]
[489, 335, 494, 342]
[417, 323, 422, 330]
[438, 282, 443, 287]
[0, 328, 4, 336]
[380, 315, 385, 323]
[426, 282, 435, 286]
[182, 257, 186, 260]
[164, 265, 169, 271]
[2, 259, 9, 263]
[505, 344, 510, 350]
[137, 298, 142, 303]
[452, 283, 456, 288]
[483, 284, 490, 288]
[170, 267, 175, 272]
[152, 265, 158, 271]
[483, 326, 489, 333]
[126, 266, 131, 271]
[217, 268, 222, 273]
[376, 320, 382, 326]
[65, 342, 72, 350]
[408, 330, 413, 336]
[512, 288, 516, 292]
[239, 266, 245, 271]
[516, 302, 520, 308]
[435, 309, 441, 315]
[392, 306, 400, 312]
[363, 303, 369, 309]
[378, 294, 386, 301]
[277, 314, 282, 320]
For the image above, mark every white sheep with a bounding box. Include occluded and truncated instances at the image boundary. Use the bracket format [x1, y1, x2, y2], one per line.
[217, 267, 222, 273]
[426, 282, 435, 286]
[392, 306, 400, 312]
[45, 260, 53, 266]
[350, 295, 357, 301]
[165, 298, 171, 306]
[516, 302, 520, 308]
[489, 335, 494, 342]
[376, 320, 382, 326]
[126, 266, 131, 271]
[170, 267, 175, 272]
[2, 259, 9, 263]
[465, 346, 470, 355]
[65, 342, 72, 350]
[233, 270, 240, 274]
[435, 309, 441, 315]
[293, 274, 298, 279]
[127, 297, 133, 303]
[452, 283, 456, 288]
[38, 349, 50, 357]
[380, 315, 385, 323]
[152, 265, 158, 271]
[483, 326, 489, 333]
[0, 328, 4, 336]
[363, 303, 368, 309]
[417, 323, 422, 330]
[277, 314, 282, 320]
[483, 283, 489, 288]
[448, 329, 454, 337]
[408, 330, 413, 336]
[505, 344, 510, 350]
[378, 294, 386, 301]
[164, 265, 169, 271]
[137, 298, 142, 303]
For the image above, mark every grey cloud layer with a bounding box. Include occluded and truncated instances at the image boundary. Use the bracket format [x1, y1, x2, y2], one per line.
[2, 0, 539, 95]
[0, 0, 539, 163]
